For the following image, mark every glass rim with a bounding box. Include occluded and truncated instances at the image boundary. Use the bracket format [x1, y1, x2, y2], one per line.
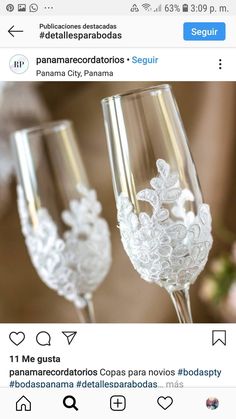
[12, 119, 72, 138]
[101, 83, 171, 104]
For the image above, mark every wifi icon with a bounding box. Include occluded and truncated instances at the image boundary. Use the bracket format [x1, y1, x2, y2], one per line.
[142, 3, 151, 10]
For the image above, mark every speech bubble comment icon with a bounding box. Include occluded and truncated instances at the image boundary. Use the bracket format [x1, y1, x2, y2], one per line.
[36, 331, 51, 346]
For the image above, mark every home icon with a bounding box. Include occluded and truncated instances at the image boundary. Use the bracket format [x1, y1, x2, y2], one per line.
[16, 396, 31, 412]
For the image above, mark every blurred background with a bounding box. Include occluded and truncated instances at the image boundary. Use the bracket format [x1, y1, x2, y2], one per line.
[0, 81, 236, 323]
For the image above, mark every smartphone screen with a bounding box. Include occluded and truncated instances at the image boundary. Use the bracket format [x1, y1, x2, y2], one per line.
[0, 0, 235, 417]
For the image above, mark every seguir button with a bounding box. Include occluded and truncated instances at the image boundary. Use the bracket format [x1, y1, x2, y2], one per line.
[184, 22, 226, 41]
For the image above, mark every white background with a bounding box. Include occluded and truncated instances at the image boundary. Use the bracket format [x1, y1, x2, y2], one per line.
[0, 324, 235, 417]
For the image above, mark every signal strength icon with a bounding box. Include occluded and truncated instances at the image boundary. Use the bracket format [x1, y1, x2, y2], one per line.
[154, 4, 162, 12]
[142, 3, 151, 10]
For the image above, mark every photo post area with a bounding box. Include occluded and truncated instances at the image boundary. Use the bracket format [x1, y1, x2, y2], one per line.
[0, 81, 235, 324]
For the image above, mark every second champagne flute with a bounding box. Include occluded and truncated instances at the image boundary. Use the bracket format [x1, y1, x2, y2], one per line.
[102, 84, 213, 323]
[12, 120, 112, 322]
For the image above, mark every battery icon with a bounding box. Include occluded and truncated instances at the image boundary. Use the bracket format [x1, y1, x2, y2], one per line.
[182, 4, 189, 12]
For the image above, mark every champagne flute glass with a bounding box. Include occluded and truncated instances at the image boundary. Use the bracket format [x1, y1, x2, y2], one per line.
[12, 120, 111, 323]
[102, 84, 212, 323]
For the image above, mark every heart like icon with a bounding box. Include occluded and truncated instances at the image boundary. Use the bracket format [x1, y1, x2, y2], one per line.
[9, 331, 25, 346]
[157, 396, 173, 410]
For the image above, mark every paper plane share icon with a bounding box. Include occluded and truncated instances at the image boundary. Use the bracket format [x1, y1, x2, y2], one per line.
[62, 331, 77, 345]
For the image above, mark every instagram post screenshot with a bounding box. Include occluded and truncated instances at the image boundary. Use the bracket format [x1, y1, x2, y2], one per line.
[0, 0, 235, 417]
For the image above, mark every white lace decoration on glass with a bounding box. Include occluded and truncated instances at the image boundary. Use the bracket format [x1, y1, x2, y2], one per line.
[117, 159, 213, 291]
[17, 184, 112, 308]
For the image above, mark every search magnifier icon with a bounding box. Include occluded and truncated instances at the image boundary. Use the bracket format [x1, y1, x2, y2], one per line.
[63, 395, 78, 411]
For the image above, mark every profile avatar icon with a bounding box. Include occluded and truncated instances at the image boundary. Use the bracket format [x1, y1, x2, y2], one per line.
[206, 397, 219, 410]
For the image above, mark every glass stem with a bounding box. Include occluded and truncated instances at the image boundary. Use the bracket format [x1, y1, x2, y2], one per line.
[76, 293, 96, 323]
[170, 287, 193, 323]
